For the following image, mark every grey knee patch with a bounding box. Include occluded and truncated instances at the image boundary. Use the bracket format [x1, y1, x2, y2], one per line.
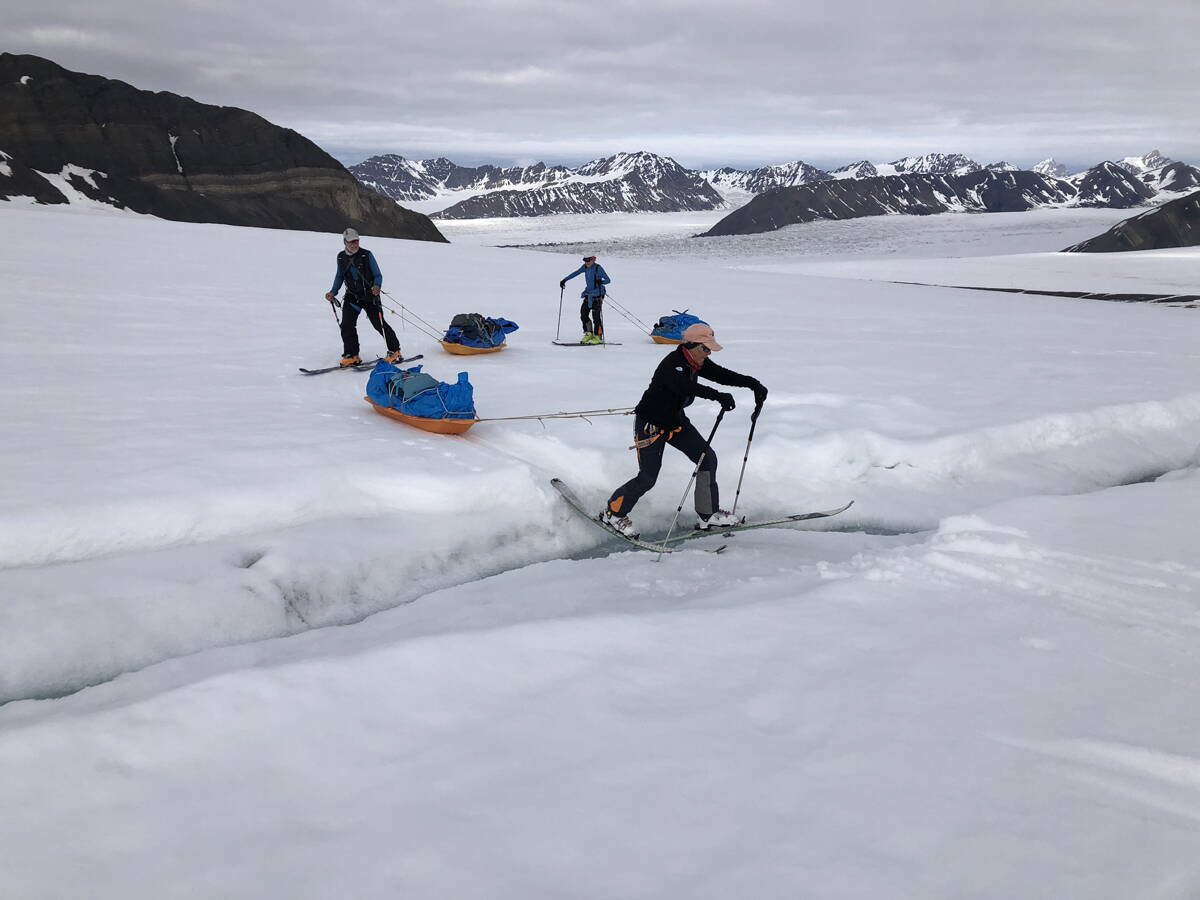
[694, 472, 716, 517]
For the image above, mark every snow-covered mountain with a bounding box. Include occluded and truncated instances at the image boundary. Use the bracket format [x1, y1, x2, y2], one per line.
[351, 155, 576, 202]
[701, 161, 832, 193]
[830, 160, 878, 180]
[350, 147, 1199, 221]
[1115, 149, 1174, 175]
[700, 158, 1191, 237]
[877, 153, 982, 177]
[432, 151, 724, 218]
[1033, 158, 1069, 178]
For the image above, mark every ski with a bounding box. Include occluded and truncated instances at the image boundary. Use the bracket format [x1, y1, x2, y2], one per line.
[551, 341, 623, 347]
[550, 478, 676, 553]
[299, 354, 423, 375]
[661, 501, 855, 545]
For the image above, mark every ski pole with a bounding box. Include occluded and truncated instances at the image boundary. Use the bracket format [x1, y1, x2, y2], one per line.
[373, 292, 391, 353]
[555, 285, 564, 343]
[327, 296, 341, 325]
[730, 412, 760, 517]
[658, 408, 725, 560]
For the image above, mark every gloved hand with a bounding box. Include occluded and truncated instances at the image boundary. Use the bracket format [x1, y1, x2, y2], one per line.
[750, 380, 768, 420]
[324, 292, 335, 301]
[559, 280, 566, 289]
[717, 392, 736, 412]
[371, 285, 381, 296]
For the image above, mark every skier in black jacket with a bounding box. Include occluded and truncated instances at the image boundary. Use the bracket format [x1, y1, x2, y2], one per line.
[602, 323, 768, 537]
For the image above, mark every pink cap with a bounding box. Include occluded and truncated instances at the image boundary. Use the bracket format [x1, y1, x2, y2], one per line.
[681, 323, 722, 351]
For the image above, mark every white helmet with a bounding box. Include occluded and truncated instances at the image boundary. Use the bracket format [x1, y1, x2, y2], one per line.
[342, 227, 360, 242]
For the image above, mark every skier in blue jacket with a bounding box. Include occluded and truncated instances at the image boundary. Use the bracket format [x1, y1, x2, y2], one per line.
[560, 255, 611, 344]
[323, 228, 402, 367]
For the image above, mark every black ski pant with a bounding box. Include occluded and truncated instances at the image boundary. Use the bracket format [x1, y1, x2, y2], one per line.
[340, 294, 399, 357]
[580, 296, 604, 337]
[607, 416, 718, 519]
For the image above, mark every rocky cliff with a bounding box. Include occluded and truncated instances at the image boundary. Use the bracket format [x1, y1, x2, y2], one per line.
[0, 54, 445, 241]
[1064, 190, 1200, 252]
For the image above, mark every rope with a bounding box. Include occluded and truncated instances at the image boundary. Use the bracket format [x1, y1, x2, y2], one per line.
[473, 407, 635, 424]
[602, 291, 654, 334]
[378, 291, 444, 341]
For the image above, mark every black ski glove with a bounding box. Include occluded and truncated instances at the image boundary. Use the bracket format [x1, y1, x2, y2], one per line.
[750, 380, 768, 420]
[559, 280, 566, 289]
[717, 392, 736, 412]
[748, 381, 768, 412]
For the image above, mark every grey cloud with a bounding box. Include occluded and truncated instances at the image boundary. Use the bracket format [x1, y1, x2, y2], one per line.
[6, 0, 1199, 169]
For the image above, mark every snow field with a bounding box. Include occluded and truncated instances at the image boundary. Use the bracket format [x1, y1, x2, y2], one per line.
[3, 205, 1200, 702]
[2, 203, 1200, 897]
[1, 474, 1199, 898]
[451, 206, 1140, 264]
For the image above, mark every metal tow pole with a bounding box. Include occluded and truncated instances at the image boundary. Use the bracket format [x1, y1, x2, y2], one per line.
[657, 409, 726, 561]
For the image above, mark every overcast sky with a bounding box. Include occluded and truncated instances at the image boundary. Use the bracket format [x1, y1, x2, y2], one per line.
[7, 0, 1199, 171]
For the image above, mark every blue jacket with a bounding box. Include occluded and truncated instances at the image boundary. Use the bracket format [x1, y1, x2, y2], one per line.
[331, 248, 383, 296]
[562, 263, 610, 303]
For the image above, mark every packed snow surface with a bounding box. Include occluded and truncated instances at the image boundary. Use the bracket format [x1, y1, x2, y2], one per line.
[438, 206, 1137, 261]
[2, 203, 1199, 899]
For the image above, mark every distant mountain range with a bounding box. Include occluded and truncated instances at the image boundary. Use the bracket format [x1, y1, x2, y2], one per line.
[353, 151, 723, 218]
[351, 149, 1199, 224]
[702, 165, 1160, 238]
[0, 53, 445, 241]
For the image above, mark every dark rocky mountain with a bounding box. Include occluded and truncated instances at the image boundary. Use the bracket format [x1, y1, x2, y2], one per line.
[0, 149, 70, 204]
[1064, 189, 1200, 252]
[1070, 161, 1155, 208]
[0, 53, 445, 241]
[432, 151, 723, 218]
[701, 170, 1081, 237]
[1137, 161, 1200, 196]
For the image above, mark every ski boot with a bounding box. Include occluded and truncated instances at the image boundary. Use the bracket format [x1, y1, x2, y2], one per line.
[695, 510, 743, 530]
[600, 510, 639, 538]
[580, 331, 595, 345]
[339, 354, 362, 367]
[384, 349, 404, 363]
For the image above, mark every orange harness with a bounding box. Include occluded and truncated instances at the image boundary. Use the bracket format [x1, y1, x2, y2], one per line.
[629, 425, 681, 450]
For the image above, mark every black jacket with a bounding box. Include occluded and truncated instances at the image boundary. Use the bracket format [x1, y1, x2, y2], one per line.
[634, 347, 757, 429]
